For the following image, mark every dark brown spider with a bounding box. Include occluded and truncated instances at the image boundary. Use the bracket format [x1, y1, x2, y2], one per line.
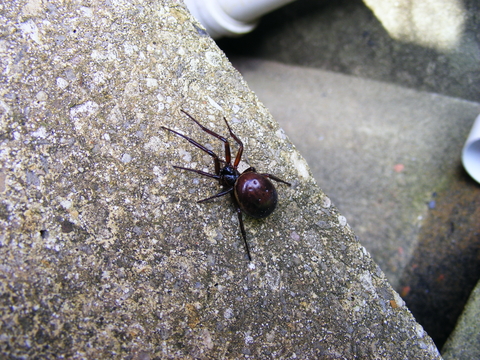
[162, 110, 291, 261]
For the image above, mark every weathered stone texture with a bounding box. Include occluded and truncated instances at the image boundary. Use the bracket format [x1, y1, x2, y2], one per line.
[0, 0, 441, 358]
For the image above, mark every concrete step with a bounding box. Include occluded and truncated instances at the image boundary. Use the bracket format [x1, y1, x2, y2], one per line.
[442, 278, 480, 360]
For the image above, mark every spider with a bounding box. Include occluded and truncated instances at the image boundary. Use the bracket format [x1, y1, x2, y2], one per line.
[162, 110, 291, 261]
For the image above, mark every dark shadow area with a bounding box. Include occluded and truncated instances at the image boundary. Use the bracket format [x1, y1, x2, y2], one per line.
[398, 165, 480, 348]
[217, 0, 480, 102]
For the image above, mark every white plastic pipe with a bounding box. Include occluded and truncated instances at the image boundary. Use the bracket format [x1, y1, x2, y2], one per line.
[184, 0, 297, 39]
[462, 114, 480, 183]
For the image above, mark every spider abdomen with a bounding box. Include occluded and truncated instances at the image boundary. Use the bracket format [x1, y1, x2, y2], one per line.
[234, 172, 278, 219]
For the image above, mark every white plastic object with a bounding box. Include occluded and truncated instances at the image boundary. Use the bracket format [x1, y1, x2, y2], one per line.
[184, 0, 297, 39]
[462, 114, 480, 183]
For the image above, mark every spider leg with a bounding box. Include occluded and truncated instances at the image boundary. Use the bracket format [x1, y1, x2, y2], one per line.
[198, 187, 253, 260]
[162, 126, 221, 175]
[235, 205, 252, 261]
[197, 187, 233, 203]
[243, 167, 291, 186]
[261, 173, 291, 186]
[181, 110, 232, 165]
[242, 167, 256, 173]
[223, 117, 244, 168]
[172, 165, 220, 180]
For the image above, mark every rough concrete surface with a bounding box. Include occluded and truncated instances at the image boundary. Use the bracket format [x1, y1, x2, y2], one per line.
[442, 279, 480, 360]
[1, 0, 442, 358]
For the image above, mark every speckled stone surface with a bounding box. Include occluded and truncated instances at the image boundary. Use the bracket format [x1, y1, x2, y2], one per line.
[0, 0, 442, 358]
[442, 279, 480, 360]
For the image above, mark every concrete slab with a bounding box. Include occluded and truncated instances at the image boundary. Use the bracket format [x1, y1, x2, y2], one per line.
[0, 0, 443, 358]
[442, 279, 480, 360]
